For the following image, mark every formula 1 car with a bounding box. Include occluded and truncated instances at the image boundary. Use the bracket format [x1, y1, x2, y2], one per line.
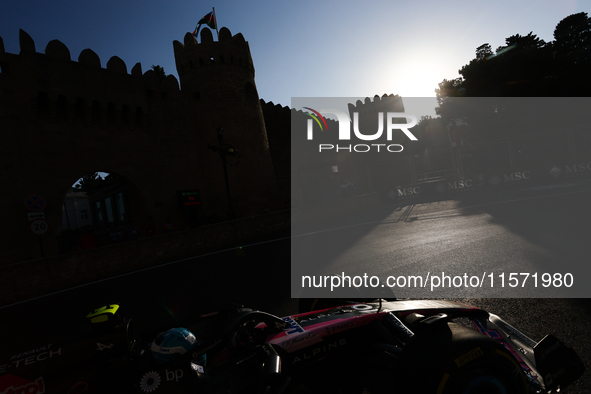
[178, 299, 585, 394]
[0, 300, 585, 393]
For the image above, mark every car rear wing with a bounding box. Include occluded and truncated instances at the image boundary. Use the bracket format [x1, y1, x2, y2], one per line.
[480, 314, 584, 392]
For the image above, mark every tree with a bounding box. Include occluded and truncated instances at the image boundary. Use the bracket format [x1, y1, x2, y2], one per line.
[504, 32, 546, 49]
[412, 116, 450, 152]
[552, 12, 591, 95]
[74, 172, 104, 192]
[554, 12, 591, 57]
[438, 13, 591, 99]
[434, 13, 591, 143]
[455, 32, 551, 97]
[475, 43, 493, 61]
[151, 65, 166, 82]
[435, 78, 464, 101]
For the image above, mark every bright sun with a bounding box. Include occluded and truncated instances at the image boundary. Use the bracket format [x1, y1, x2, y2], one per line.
[393, 64, 442, 97]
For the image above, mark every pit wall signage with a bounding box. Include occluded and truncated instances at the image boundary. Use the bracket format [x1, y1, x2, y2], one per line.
[390, 173, 534, 201]
[388, 179, 475, 201]
[548, 161, 591, 179]
[487, 162, 591, 186]
[388, 162, 591, 202]
[488, 171, 532, 187]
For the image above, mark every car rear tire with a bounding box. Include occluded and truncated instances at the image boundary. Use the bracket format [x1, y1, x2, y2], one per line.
[435, 349, 528, 394]
[401, 322, 529, 394]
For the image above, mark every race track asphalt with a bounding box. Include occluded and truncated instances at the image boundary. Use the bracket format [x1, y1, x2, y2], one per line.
[1, 188, 590, 392]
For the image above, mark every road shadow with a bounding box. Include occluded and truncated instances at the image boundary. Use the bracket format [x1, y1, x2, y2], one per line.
[453, 188, 591, 275]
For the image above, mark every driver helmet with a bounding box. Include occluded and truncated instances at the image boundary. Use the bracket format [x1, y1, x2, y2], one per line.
[151, 327, 198, 364]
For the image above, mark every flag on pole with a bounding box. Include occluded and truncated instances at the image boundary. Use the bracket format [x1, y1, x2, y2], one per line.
[193, 10, 217, 39]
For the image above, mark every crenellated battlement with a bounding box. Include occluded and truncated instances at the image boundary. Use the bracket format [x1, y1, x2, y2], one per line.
[259, 99, 339, 133]
[0, 24, 406, 266]
[0, 29, 182, 131]
[172, 27, 255, 83]
[259, 100, 291, 116]
[0, 25, 283, 266]
[1, 30, 179, 86]
[259, 99, 293, 141]
[347, 94, 405, 115]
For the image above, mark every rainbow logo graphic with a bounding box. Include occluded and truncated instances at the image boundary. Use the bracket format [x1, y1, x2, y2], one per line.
[303, 107, 329, 132]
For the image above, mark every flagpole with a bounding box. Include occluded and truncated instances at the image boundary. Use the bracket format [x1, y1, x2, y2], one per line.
[213, 7, 219, 39]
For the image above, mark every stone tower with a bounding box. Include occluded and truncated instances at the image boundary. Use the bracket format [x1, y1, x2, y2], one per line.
[344, 95, 411, 190]
[173, 27, 278, 216]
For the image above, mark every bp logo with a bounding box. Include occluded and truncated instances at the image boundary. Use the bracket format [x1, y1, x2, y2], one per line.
[139, 371, 161, 393]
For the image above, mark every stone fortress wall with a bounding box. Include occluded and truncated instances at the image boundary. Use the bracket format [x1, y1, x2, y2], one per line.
[0, 27, 286, 264]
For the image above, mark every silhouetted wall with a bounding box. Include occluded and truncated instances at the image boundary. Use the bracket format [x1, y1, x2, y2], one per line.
[0, 28, 281, 264]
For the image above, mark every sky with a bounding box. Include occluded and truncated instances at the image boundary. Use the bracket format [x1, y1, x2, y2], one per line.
[0, 0, 588, 117]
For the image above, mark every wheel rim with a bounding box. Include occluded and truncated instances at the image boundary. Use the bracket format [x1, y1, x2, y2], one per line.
[462, 374, 508, 394]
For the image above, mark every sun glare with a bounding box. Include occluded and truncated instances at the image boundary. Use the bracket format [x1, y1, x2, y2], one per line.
[393, 64, 442, 97]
